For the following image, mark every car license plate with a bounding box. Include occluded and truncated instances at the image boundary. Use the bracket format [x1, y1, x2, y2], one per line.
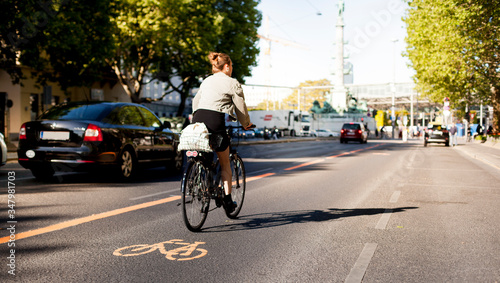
[347, 132, 355, 135]
[40, 131, 70, 140]
[434, 131, 442, 134]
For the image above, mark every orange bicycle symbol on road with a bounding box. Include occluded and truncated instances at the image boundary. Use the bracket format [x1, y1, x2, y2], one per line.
[113, 239, 207, 261]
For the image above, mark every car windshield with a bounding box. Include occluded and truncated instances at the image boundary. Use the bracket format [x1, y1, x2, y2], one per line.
[428, 124, 444, 131]
[40, 103, 114, 121]
[343, 123, 360, 130]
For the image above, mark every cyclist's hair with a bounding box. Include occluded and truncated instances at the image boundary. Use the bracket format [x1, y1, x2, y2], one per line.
[209, 52, 231, 73]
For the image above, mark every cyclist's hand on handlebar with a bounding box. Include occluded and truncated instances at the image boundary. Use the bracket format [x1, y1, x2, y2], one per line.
[244, 123, 255, 130]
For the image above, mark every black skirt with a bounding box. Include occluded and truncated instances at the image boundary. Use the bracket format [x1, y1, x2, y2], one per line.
[192, 109, 230, 152]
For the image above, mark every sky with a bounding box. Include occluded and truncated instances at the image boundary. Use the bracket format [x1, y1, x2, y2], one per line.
[244, 0, 415, 88]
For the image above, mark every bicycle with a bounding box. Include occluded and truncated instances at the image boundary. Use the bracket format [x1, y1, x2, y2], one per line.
[180, 125, 251, 232]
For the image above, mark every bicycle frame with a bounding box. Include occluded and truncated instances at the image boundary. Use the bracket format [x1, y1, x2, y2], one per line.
[180, 124, 250, 231]
[180, 151, 219, 194]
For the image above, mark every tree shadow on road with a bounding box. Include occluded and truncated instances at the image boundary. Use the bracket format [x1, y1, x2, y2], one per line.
[202, 206, 418, 232]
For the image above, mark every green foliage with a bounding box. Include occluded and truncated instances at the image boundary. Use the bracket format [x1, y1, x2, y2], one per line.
[214, 0, 262, 83]
[404, 0, 500, 132]
[17, 0, 115, 91]
[1, 0, 261, 114]
[111, 0, 261, 113]
[0, 0, 26, 84]
[282, 79, 332, 111]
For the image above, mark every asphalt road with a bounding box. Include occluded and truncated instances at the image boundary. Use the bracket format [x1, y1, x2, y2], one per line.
[0, 138, 499, 282]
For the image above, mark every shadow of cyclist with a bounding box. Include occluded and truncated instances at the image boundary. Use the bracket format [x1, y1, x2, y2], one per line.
[202, 206, 418, 232]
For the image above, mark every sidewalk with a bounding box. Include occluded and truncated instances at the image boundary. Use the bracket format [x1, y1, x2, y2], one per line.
[452, 137, 500, 171]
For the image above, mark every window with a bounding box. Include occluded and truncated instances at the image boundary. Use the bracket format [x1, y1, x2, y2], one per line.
[137, 106, 161, 128]
[118, 106, 144, 126]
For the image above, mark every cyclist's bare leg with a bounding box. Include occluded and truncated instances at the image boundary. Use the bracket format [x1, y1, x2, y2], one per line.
[216, 147, 232, 195]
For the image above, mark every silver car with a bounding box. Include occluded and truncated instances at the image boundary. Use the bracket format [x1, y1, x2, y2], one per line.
[0, 132, 8, 166]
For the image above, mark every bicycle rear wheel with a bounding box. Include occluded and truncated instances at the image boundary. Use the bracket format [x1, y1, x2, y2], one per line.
[182, 161, 209, 232]
[225, 155, 246, 219]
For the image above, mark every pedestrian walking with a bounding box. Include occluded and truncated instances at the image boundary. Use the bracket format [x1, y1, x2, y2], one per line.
[449, 123, 457, 147]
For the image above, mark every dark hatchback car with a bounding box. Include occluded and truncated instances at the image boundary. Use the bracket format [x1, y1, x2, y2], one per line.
[424, 122, 449, 147]
[340, 122, 368, 143]
[18, 102, 183, 181]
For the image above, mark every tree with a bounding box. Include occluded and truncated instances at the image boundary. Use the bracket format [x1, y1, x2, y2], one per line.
[0, 0, 26, 84]
[155, 0, 261, 116]
[404, 0, 500, 132]
[6, 0, 116, 91]
[282, 79, 332, 112]
[112, 0, 261, 115]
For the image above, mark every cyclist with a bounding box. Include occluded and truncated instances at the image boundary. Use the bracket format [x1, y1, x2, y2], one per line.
[191, 52, 253, 213]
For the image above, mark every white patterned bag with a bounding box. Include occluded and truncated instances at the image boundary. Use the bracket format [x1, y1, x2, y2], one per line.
[177, 122, 212, 152]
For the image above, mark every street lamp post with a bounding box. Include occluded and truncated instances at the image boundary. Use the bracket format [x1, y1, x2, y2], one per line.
[391, 39, 398, 139]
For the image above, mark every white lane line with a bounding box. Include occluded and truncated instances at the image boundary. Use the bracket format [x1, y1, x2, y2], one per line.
[389, 191, 401, 203]
[129, 189, 180, 201]
[345, 243, 378, 283]
[375, 209, 393, 230]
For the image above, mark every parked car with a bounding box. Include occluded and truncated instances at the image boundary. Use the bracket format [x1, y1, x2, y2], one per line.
[17, 101, 183, 181]
[424, 122, 449, 147]
[311, 129, 336, 137]
[0, 132, 8, 166]
[340, 122, 368, 143]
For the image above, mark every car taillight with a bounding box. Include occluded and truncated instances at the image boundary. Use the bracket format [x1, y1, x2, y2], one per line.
[19, 123, 27, 140]
[84, 124, 103, 141]
[340, 129, 345, 134]
[358, 130, 362, 134]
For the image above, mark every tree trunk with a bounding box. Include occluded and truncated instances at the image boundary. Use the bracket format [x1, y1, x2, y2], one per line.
[176, 89, 189, 117]
[491, 86, 500, 134]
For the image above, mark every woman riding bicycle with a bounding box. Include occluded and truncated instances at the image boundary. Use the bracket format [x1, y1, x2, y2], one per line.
[191, 52, 253, 213]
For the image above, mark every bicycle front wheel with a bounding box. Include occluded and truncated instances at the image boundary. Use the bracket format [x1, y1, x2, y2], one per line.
[226, 155, 246, 219]
[182, 161, 209, 232]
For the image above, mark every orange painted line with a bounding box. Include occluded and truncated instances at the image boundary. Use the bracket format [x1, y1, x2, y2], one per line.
[0, 172, 279, 244]
[327, 152, 351, 159]
[285, 158, 325, 171]
[1, 144, 385, 244]
[246, 172, 275, 182]
[0, 196, 181, 244]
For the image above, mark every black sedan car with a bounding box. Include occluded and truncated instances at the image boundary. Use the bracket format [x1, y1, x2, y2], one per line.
[424, 122, 449, 147]
[18, 101, 183, 181]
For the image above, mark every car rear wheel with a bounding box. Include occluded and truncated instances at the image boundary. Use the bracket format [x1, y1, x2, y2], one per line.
[118, 148, 136, 180]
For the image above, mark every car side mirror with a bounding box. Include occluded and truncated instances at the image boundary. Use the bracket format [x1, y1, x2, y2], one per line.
[162, 121, 171, 129]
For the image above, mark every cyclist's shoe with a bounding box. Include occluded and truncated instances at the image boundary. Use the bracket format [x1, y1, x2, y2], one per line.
[223, 194, 237, 213]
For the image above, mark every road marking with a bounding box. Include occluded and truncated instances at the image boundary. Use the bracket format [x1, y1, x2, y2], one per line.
[129, 189, 180, 201]
[0, 145, 383, 244]
[375, 209, 393, 230]
[345, 243, 378, 283]
[0, 196, 181, 244]
[284, 158, 325, 171]
[114, 239, 207, 261]
[0, 172, 276, 244]
[247, 172, 275, 182]
[389, 191, 401, 203]
[249, 168, 274, 175]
